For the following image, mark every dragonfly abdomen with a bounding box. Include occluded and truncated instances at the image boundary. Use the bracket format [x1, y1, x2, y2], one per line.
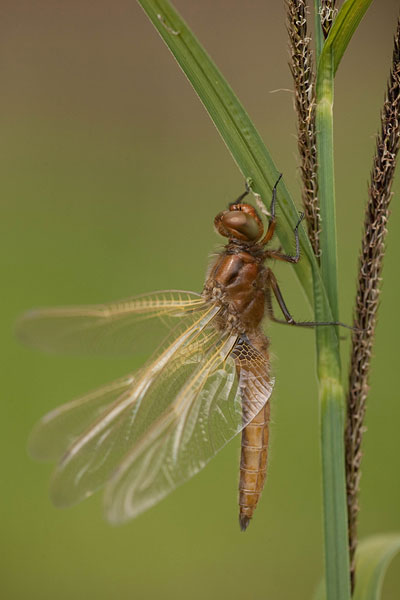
[238, 401, 270, 531]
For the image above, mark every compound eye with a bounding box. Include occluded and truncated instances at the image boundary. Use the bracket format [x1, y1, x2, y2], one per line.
[221, 211, 261, 241]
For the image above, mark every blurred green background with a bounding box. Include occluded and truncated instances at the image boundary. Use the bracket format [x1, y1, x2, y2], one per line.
[2, 1, 399, 598]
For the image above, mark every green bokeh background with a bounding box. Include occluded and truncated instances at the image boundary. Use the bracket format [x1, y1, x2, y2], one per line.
[2, 2, 400, 598]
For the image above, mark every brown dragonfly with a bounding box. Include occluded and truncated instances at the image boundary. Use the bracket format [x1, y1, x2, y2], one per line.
[18, 176, 340, 530]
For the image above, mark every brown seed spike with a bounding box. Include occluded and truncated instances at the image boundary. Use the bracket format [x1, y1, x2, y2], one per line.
[319, 0, 338, 39]
[286, 0, 320, 259]
[345, 16, 400, 593]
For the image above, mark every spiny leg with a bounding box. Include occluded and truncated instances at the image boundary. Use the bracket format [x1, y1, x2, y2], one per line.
[265, 270, 355, 330]
[260, 173, 282, 245]
[267, 270, 296, 325]
[265, 211, 304, 263]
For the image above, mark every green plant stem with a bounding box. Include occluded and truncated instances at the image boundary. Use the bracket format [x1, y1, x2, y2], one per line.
[318, 370, 350, 600]
[316, 54, 339, 322]
[315, 5, 376, 596]
[312, 263, 349, 600]
[314, 4, 376, 597]
[314, 5, 351, 600]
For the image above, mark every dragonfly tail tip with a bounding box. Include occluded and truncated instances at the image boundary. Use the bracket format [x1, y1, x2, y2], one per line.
[239, 514, 251, 532]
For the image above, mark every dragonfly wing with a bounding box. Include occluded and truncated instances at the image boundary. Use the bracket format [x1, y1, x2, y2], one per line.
[28, 374, 135, 462]
[103, 333, 274, 524]
[45, 304, 221, 508]
[231, 338, 274, 422]
[29, 297, 273, 522]
[17, 290, 204, 356]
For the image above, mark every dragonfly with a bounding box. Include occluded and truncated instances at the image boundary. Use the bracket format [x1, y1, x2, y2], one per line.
[18, 175, 343, 530]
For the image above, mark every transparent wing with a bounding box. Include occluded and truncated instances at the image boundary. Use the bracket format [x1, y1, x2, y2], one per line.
[17, 290, 204, 356]
[102, 335, 274, 524]
[28, 375, 136, 463]
[29, 300, 274, 523]
[36, 303, 221, 506]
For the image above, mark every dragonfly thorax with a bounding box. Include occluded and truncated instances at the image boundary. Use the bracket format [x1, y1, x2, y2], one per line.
[203, 250, 267, 335]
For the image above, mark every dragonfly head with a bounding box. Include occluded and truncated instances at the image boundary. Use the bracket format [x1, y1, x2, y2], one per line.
[214, 203, 264, 243]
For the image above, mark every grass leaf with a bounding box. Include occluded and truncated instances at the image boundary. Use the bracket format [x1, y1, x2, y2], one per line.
[137, 0, 320, 304]
[320, 0, 374, 75]
[353, 534, 400, 600]
[315, 534, 400, 600]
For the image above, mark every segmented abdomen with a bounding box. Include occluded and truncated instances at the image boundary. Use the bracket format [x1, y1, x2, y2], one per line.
[238, 401, 270, 531]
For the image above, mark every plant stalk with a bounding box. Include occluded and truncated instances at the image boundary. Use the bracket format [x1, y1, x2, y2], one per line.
[316, 54, 339, 322]
[314, 6, 350, 600]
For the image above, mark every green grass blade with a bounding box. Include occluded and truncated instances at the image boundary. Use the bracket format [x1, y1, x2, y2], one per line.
[353, 534, 400, 600]
[313, 534, 400, 600]
[321, 0, 374, 75]
[138, 0, 320, 304]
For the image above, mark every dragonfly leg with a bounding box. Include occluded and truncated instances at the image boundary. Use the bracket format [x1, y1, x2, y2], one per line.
[264, 281, 285, 325]
[260, 173, 282, 245]
[264, 211, 304, 263]
[266, 270, 297, 325]
[230, 181, 251, 206]
[265, 270, 355, 330]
